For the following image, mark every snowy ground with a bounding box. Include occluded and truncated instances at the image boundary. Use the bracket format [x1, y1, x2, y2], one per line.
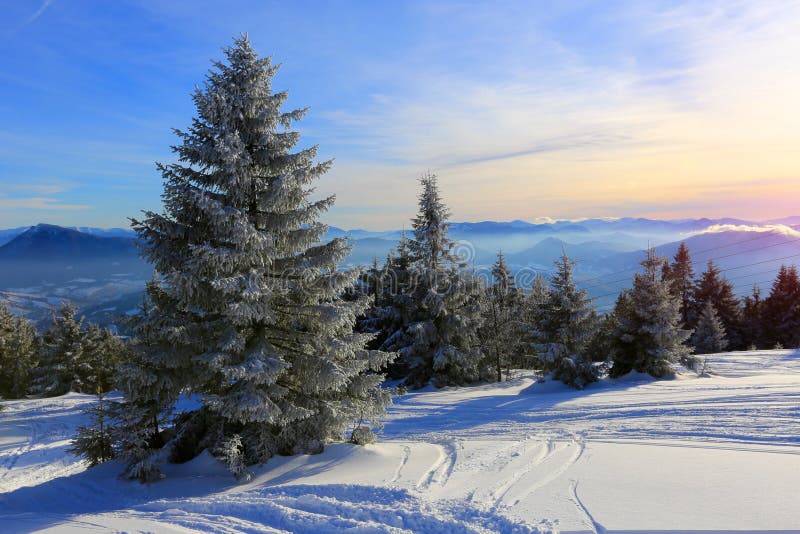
[1, 350, 799, 533]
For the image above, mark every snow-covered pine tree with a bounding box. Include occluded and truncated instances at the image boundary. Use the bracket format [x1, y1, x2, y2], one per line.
[0, 302, 13, 347]
[534, 252, 598, 388]
[410, 173, 460, 273]
[587, 295, 624, 367]
[609, 248, 693, 377]
[121, 36, 394, 479]
[691, 260, 743, 349]
[762, 265, 800, 348]
[365, 257, 383, 304]
[0, 303, 40, 399]
[0, 314, 39, 399]
[33, 303, 86, 396]
[386, 173, 484, 388]
[691, 301, 728, 354]
[360, 231, 418, 380]
[479, 251, 525, 381]
[524, 274, 551, 364]
[355, 254, 397, 341]
[115, 277, 181, 481]
[82, 324, 130, 393]
[528, 274, 551, 309]
[604, 290, 636, 374]
[68, 388, 115, 467]
[664, 242, 694, 327]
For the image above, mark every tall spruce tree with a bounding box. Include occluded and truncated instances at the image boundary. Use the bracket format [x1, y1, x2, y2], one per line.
[534, 253, 598, 388]
[664, 242, 694, 327]
[610, 249, 692, 377]
[692, 260, 743, 349]
[120, 36, 394, 479]
[763, 265, 800, 348]
[691, 301, 728, 354]
[383, 173, 484, 388]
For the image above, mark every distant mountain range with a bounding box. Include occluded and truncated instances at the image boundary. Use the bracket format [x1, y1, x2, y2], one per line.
[0, 225, 136, 247]
[0, 224, 138, 260]
[2, 218, 800, 325]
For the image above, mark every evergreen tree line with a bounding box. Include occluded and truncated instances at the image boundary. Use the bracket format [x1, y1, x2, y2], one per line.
[652, 242, 800, 352]
[0, 301, 129, 399]
[357, 198, 800, 385]
[356, 176, 680, 388]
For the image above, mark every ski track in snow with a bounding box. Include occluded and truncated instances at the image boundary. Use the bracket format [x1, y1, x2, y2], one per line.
[390, 444, 411, 485]
[568, 480, 605, 534]
[2, 350, 800, 532]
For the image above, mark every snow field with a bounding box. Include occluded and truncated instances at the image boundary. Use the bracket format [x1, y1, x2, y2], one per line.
[2, 350, 800, 533]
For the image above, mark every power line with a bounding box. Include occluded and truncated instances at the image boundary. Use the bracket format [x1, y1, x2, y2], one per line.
[577, 231, 798, 287]
[719, 252, 800, 274]
[733, 281, 774, 298]
[579, 236, 800, 291]
[588, 253, 800, 310]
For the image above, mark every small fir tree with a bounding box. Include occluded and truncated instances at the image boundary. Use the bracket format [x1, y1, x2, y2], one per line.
[741, 285, 765, 349]
[691, 260, 743, 349]
[586, 309, 620, 366]
[479, 251, 525, 381]
[115, 277, 178, 481]
[763, 265, 800, 348]
[82, 324, 130, 393]
[33, 303, 86, 396]
[691, 301, 728, 355]
[534, 253, 598, 388]
[358, 233, 417, 379]
[610, 249, 692, 377]
[523, 274, 551, 370]
[0, 304, 40, 399]
[68, 388, 116, 467]
[663, 242, 694, 327]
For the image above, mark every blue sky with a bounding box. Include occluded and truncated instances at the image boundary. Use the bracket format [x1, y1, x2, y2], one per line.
[1, 0, 799, 229]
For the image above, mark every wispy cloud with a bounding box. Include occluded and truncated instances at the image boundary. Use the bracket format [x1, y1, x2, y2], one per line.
[5, 183, 74, 195]
[24, 0, 53, 27]
[312, 1, 800, 228]
[0, 196, 89, 211]
[0, 180, 88, 212]
[2, 1, 798, 229]
[4, 0, 54, 37]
